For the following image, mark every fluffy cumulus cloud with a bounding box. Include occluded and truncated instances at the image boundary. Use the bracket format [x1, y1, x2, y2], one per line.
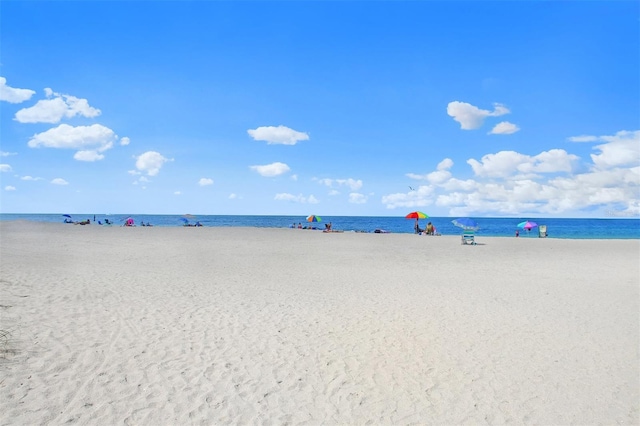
[135, 151, 172, 176]
[120, 137, 130, 146]
[447, 101, 510, 130]
[315, 177, 363, 191]
[198, 178, 214, 186]
[27, 124, 117, 162]
[467, 149, 578, 178]
[0, 164, 12, 173]
[348, 193, 367, 204]
[407, 158, 453, 184]
[382, 130, 639, 216]
[250, 162, 290, 177]
[588, 130, 639, 169]
[489, 121, 520, 135]
[274, 193, 319, 204]
[247, 125, 309, 145]
[381, 185, 435, 209]
[4, 186, 16, 191]
[21, 176, 42, 181]
[51, 178, 68, 185]
[15, 89, 101, 123]
[0, 77, 35, 103]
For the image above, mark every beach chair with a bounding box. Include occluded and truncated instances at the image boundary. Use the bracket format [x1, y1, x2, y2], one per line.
[538, 225, 547, 238]
[461, 229, 476, 245]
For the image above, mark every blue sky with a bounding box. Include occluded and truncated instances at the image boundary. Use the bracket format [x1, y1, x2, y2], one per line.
[1, 1, 638, 217]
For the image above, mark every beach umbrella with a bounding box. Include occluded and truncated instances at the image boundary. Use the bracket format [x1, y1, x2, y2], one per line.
[62, 214, 72, 218]
[180, 217, 190, 224]
[306, 215, 321, 222]
[452, 218, 479, 230]
[406, 211, 428, 233]
[405, 211, 428, 219]
[517, 220, 538, 230]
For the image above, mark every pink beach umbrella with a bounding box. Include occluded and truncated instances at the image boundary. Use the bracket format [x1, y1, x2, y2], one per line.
[517, 220, 537, 230]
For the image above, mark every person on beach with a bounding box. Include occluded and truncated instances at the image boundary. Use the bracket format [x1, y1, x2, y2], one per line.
[426, 222, 434, 235]
[515, 230, 519, 237]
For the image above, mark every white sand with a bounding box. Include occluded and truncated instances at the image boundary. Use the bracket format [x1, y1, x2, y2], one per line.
[1, 222, 638, 425]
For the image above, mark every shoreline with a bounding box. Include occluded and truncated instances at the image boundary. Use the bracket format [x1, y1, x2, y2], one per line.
[1, 223, 638, 424]
[1, 219, 639, 240]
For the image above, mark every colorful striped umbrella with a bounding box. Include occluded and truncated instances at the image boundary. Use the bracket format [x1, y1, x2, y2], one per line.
[405, 211, 428, 219]
[306, 215, 322, 222]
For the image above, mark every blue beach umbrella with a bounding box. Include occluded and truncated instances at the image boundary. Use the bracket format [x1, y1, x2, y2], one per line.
[452, 218, 479, 230]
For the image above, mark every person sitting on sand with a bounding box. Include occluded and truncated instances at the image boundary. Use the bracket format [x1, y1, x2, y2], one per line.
[426, 222, 434, 235]
[414, 220, 423, 234]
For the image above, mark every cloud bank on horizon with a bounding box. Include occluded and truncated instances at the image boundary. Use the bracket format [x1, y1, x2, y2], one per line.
[0, 2, 638, 218]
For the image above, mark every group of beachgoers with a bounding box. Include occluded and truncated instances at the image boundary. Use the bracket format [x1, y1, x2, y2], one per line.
[183, 221, 203, 227]
[64, 217, 155, 227]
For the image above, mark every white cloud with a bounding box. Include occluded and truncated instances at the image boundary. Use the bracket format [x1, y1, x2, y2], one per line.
[315, 177, 363, 191]
[135, 151, 171, 176]
[567, 135, 599, 143]
[4, 186, 16, 191]
[15, 89, 101, 123]
[120, 137, 130, 146]
[28, 124, 117, 161]
[250, 162, 290, 177]
[590, 130, 639, 169]
[0, 164, 12, 173]
[0, 77, 35, 103]
[51, 178, 68, 185]
[21, 176, 42, 181]
[247, 125, 309, 145]
[349, 193, 367, 204]
[174, 191, 181, 195]
[229, 193, 238, 199]
[489, 121, 520, 135]
[1, 151, 17, 157]
[467, 149, 578, 178]
[274, 193, 319, 204]
[381, 185, 435, 209]
[447, 101, 510, 130]
[198, 178, 214, 186]
[437, 158, 453, 170]
[407, 158, 454, 184]
[383, 130, 639, 216]
[74, 150, 105, 162]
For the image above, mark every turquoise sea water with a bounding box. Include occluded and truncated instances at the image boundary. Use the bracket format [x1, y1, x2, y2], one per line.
[1, 214, 639, 239]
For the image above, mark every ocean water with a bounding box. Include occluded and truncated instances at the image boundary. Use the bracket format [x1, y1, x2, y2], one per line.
[1, 213, 639, 239]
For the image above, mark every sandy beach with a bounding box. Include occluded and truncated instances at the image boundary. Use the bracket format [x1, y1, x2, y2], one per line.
[1, 222, 638, 425]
